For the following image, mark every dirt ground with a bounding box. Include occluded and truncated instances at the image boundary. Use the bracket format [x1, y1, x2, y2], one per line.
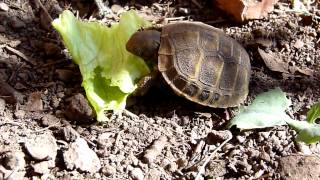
[1, 0, 320, 179]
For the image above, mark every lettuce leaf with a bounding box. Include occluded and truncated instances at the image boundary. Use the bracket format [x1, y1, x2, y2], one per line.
[52, 10, 151, 122]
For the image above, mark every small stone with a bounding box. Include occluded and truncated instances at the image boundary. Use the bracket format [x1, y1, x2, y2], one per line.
[297, 142, 312, 155]
[25, 133, 57, 162]
[130, 168, 144, 180]
[259, 151, 271, 162]
[111, 4, 124, 14]
[32, 161, 50, 174]
[0, 25, 5, 33]
[166, 162, 178, 172]
[55, 69, 74, 82]
[25, 92, 43, 112]
[41, 114, 60, 127]
[276, 131, 286, 139]
[65, 93, 93, 122]
[63, 138, 101, 173]
[0, 98, 5, 115]
[0, 2, 9, 11]
[97, 132, 114, 148]
[145, 168, 161, 180]
[43, 42, 60, 56]
[206, 130, 232, 145]
[176, 158, 188, 169]
[62, 126, 80, 142]
[236, 135, 246, 143]
[101, 165, 116, 176]
[3, 151, 25, 170]
[206, 160, 227, 177]
[14, 109, 25, 119]
[11, 17, 26, 29]
[259, 132, 270, 139]
[294, 40, 304, 49]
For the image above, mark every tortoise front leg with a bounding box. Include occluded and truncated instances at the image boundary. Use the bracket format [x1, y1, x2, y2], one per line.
[132, 71, 159, 97]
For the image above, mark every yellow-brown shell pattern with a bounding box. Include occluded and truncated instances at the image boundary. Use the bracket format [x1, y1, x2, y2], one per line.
[158, 22, 251, 108]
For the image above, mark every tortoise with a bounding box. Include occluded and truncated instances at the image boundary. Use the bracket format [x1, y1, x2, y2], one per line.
[126, 22, 251, 108]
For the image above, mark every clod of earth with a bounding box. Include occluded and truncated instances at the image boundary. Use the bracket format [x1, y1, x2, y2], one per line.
[63, 138, 101, 173]
[142, 136, 168, 164]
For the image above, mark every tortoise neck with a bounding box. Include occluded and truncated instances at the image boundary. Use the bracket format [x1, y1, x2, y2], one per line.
[126, 29, 161, 62]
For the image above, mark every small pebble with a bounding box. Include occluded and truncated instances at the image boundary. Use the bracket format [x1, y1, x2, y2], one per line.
[63, 138, 101, 173]
[25, 133, 57, 161]
[101, 165, 116, 176]
[11, 17, 26, 29]
[14, 109, 25, 119]
[293, 40, 304, 49]
[32, 161, 50, 174]
[0, 2, 9, 11]
[236, 135, 246, 143]
[0, 25, 5, 33]
[130, 168, 144, 180]
[297, 142, 312, 155]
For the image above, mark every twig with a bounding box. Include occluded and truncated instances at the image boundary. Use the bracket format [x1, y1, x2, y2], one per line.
[4, 45, 36, 65]
[191, 0, 203, 9]
[30, 121, 61, 133]
[195, 133, 233, 180]
[34, 0, 53, 22]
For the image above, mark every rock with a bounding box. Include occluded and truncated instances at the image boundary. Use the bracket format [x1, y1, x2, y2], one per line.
[279, 155, 320, 180]
[0, 25, 5, 33]
[145, 168, 161, 180]
[0, 79, 24, 104]
[14, 109, 25, 119]
[101, 165, 117, 176]
[55, 69, 74, 82]
[206, 160, 227, 177]
[293, 39, 304, 49]
[0, 2, 9, 11]
[236, 135, 246, 143]
[216, 0, 278, 22]
[3, 151, 25, 170]
[111, 4, 124, 14]
[0, 98, 5, 115]
[130, 168, 144, 180]
[63, 138, 101, 173]
[32, 161, 50, 174]
[25, 92, 43, 112]
[25, 133, 57, 162]
[166, 162, 178, 173]
[43, 42, 60, 56]
[65, 93, 93, 122]
[41, 114, 60, 127]
[62, 126, 80, 142]
[176, 158, 188, 169]
[11, 17, 26, 29]
[259, 151, 271, 162]
[206, 130, 232, 145]
[297, 142, 312, 155]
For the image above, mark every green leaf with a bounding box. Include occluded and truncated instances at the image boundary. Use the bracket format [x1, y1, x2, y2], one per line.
[306, 102, 320, 123]
[52, 10, 151, 122]
[296, 124, 320, 144]
[285, 107, 320, 144]
[228, 88, 291, 130]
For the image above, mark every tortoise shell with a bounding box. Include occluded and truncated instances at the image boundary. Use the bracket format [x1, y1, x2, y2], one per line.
[157, 22, 251, 107]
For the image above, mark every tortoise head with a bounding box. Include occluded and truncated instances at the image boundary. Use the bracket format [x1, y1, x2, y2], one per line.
[126, 29, 161, 62]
